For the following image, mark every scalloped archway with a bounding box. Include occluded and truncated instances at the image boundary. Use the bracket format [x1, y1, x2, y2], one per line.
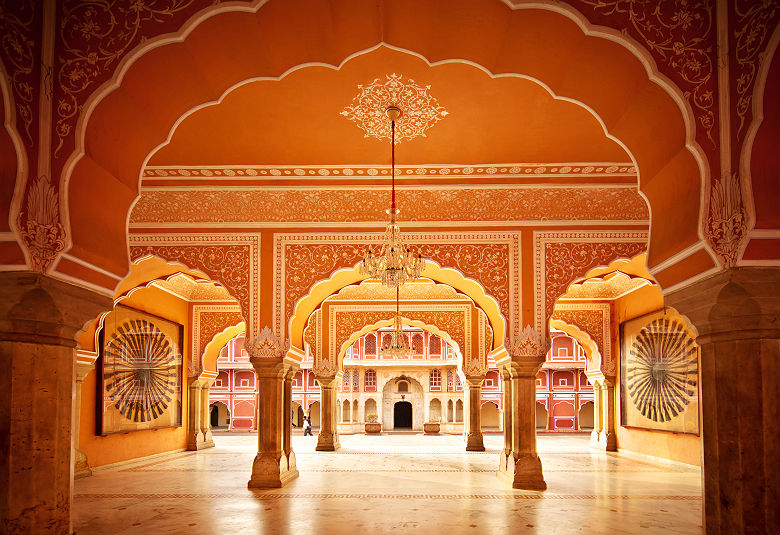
[289, 261, 504, 357]
[58, 0, 713, 295]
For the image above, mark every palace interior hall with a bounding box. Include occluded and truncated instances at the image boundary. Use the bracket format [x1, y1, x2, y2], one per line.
[0, 1, 778, 534]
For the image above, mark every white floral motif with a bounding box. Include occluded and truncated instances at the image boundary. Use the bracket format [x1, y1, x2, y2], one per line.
[508, 325, 549, 359]
[312, 358, 338, 378]
[340, 73, 448, 143]
[464, 358, 488, 377]
[244, 326, 288, 360]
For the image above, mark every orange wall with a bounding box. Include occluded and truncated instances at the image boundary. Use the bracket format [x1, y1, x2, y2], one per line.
[79, 286, 190, 467]
[612, 285, 701, 466]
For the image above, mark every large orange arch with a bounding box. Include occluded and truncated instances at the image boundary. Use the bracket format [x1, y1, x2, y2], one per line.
[56, 0, 714, 292]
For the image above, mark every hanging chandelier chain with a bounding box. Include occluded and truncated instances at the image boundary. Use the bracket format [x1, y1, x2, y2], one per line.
[359, 105, 426, 291]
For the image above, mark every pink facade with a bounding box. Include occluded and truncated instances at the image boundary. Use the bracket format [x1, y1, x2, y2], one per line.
[535, 331, 594, 431]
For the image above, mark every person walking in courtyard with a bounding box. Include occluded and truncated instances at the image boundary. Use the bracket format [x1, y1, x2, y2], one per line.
[303, 416, 313, 436]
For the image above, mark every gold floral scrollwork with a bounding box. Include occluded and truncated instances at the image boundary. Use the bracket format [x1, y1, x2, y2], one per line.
[508, 325, 550, 360]
[18, 175, 66, 271]
[341, 73, 448, 143]
[704, 173, 748, 268]
[244, 326, 288, 360]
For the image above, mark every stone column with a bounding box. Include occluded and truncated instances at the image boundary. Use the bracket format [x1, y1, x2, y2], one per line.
[245, 329, 298, 488]
[598, 379, 617, 451]
[509, 366, 547, 490]
[499, 368, 513, 474]
[498, 327, 548, 491]
[588, 381, 603, 448]
[199, 378, 215, 449]
[282, 367, 296, 475]
[464, 376, 485, 451]
[186, 378, 206, 450]
[0, 272, 111, 534]
[74, 354, 98, 479]
[315, 374, 340, 451]
[666, 267, 780, 534]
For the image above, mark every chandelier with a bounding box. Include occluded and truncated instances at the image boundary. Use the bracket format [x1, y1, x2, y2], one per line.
[381, 286, 415, 358]
[360, 106, 425, 289]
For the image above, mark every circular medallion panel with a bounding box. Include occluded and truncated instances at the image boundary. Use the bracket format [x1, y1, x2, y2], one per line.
[626, 317, 698, 422]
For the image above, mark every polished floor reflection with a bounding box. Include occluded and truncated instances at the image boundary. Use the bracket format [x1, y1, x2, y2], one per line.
[73, 433, 702, 534]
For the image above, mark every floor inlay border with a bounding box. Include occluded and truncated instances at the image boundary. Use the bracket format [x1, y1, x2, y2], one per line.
[74, 493, 702, 500]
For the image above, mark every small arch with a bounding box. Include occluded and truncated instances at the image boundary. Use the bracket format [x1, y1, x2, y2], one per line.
[447, 399, 454, 422]
[429, 398, 442, 421]
[536, 402, 549, 431]
[579, 401, 595, 431]
[455, 399, 464, 422]
[342, 399, 351, 422]
[480, 401, 500, 430]
[308, 401, 321, 428]
[353, 399, 359, 423]
[364, 398, 377, 422]
[209, 401, 230, 429]
[397, 381, 409, 393]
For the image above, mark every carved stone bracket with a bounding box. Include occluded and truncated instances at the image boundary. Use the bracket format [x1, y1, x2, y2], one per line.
[244, 326, 288, 360]
[463, 357, 488, 378]
[312, 358, 338, 379]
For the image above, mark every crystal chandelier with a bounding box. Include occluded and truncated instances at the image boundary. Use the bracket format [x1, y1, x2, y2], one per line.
[381, 286, 415, 358]
[360, 106, 425, 289]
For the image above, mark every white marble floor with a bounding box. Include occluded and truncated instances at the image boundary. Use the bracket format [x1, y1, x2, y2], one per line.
[73, 433, 702, 534]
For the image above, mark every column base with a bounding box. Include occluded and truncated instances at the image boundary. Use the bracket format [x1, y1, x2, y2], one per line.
[589, 429, 616, 451]
[247, 453, 299, 489]
[315, 431, 340, 451]
[497, 449, 514, 479]
[510, 453, 547, 491]
[74, 448, 92, 479]
[465, 431, 485, 451]
[187, 432, 215, 451]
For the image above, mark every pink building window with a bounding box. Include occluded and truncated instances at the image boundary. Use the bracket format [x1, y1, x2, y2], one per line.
[429, 369, 442, 391]
[365, 334, 376, 355]
[429, 335, 441, 355]
[342, 370, 351, 391]
[364, 369, 377, 392]
[353, 369, 360, 391]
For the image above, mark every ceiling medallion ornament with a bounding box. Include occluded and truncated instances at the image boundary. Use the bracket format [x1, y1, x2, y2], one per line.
[360, 106, 426, 289]
[381, 287, 415, 358]
[341, 73, 448, 143]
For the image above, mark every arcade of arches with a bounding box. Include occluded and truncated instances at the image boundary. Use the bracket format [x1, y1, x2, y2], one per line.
[0, 2, 778, 534]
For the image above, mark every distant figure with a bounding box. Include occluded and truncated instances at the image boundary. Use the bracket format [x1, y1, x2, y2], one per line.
[303, 416, 313, 436]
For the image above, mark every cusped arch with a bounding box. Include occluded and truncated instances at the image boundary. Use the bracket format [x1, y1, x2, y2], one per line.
[337, 317, 463, 370]
[548, 320, 602, 374]
[202, 322, 247, 374]
[290, 261, 504, 354]
[59, 0, 711, 293]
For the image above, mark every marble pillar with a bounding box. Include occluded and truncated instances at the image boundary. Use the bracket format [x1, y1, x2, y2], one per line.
[666, 267, 780, 534]
[499, 369, 513, 474]
[315, 375, 340, 451]
[598, 380, 617, 451]
[282, 368, 296, 474]
[464, 376, 485, 451]
[247, 359, 298, 488]
[0, 272, 111, 534]
[199, 378, 215, 449]
[73, 358, 96, 478]
[187, 377, 216, 450]
[589, 382, 603, 448]
[497, 355, 547, 491]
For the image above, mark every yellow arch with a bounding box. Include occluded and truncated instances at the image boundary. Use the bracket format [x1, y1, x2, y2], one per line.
[549, 320, 602, 374]
[289, 261, 505, 354]
[337, 317, 463, 370]
[202, 322, 246, 374]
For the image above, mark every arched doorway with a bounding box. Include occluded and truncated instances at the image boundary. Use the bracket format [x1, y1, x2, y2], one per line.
[308, 402, 321, 428]
[579, 401, 595, 431]
[481, 401, 500, 430]
[535, 402, 548, 431]
[394, 402, 413, 429]
[210, 401, 230, 429]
